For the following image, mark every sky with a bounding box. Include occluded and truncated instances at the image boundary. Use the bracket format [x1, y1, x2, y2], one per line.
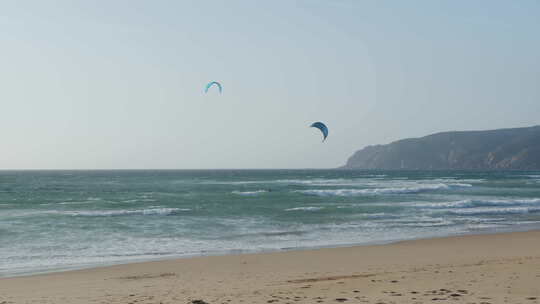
[1, 0, 539, 169]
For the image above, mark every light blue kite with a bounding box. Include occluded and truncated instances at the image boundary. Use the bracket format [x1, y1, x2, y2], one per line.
[310, 122, 328, 142]
[204, 81, 222, 94]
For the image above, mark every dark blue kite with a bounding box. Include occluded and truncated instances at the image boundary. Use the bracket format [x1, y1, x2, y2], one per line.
[310, 122, 328, 142]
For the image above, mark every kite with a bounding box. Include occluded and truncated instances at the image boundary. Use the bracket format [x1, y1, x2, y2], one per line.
[310, 122, 328, 142]
[204, 81, 222, 94]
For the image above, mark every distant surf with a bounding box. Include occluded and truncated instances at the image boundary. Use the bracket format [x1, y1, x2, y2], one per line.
[296, 182, 472, 196]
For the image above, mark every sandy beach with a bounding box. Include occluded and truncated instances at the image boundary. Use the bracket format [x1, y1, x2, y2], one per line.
[1, 230, 539, 304]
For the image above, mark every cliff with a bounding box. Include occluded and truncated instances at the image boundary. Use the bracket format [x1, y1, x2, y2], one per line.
[343, 126, 540, 170]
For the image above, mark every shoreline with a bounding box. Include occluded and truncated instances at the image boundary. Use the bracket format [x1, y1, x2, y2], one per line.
[2, 230, 539, 303]
[4, 224, 540, 279]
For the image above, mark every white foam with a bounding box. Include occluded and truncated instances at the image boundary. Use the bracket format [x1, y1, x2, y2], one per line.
[297, 183, 472, 196]
[442, 206, 540, 216]
[57, 201, 101, 205]
[209, 178, 383, 186]
[277, 178, 350, 185]
[520, 174, 540, 178]
[414, 198, 540, 209]
[285, 206, 324, 211]
[61, 208, 189, 217]
[231, 190, 268, 196]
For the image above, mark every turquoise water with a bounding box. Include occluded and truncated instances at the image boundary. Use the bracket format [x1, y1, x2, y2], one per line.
[1, 170, 540, 277]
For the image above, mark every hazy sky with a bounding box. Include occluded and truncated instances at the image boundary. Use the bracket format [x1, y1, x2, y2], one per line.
[1, 1, 539, 169]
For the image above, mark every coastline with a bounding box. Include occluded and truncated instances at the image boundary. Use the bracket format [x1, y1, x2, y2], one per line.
[2, 230, 539, 304]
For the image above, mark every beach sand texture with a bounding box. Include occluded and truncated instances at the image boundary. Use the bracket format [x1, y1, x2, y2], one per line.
[1, 230, 539, 304]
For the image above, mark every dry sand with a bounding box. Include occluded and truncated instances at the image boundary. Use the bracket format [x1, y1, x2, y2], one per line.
[1, 230, 540, 304]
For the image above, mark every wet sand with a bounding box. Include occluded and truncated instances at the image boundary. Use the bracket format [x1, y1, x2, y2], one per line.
[1, 230, 540, 304]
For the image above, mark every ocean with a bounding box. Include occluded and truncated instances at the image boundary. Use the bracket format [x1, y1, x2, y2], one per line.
[1, 170, 540, 277]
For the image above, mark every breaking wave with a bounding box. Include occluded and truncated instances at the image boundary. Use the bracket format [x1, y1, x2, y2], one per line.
[232, 190, 268, 196]
[61, 208, 190, 217]
[297, 183, 471, 196]
[414, 198, 540, 209]
[442, 206, 540, 216]
[285, 206, 324, 212]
